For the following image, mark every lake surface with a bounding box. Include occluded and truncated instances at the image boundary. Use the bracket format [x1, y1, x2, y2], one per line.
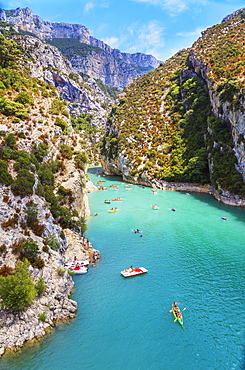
[2, 167, 245, 370]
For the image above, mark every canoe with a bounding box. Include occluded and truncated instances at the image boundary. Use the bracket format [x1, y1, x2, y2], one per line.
[121, 267, 148, 278]
[171, 305, 183, 326]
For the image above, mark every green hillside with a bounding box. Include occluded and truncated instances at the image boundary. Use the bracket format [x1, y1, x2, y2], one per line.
[102, 10, 245, 197]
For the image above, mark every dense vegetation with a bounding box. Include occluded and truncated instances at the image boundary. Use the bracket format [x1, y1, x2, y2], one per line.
[0, 30, 89, 311]
[103, 11, 245, 197]
[0, 259, 47, 311]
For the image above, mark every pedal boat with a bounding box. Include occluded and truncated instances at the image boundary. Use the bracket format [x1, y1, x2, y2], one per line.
[121, 267, 148, 278]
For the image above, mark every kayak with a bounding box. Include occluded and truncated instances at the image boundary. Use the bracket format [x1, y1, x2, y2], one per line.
[108, 209, 119, 213]
[121, 267, 148, 278]
[171, 305, 183, 326]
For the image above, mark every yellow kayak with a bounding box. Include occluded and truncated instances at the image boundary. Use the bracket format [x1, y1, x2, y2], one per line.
[171, 305, 183, 326]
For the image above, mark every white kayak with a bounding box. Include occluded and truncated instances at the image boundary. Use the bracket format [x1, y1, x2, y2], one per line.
[121, 267, 148, 278]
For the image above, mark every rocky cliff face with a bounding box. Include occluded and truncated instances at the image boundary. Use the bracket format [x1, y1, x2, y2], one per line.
[0, 7, 160, 89]
[0, 7, 91, 43]
[6, 29, 113, 129]
[0, 38, 100, 354]
[101, 10, 245, 206]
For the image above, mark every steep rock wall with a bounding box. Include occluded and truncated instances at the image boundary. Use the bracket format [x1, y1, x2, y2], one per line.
[0, 7, 160, 89]
[189, 51, 245, 181]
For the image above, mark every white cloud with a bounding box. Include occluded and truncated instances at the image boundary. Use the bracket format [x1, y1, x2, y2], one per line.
[127, 20, 165, 59]
[177, 27, 204, 37]
[83, 1, 109, 14]
[131, 0, 207, 14]
[101, 36, 120, 49]
[84, 2, 95, 12]
[138, 21, 164, 46]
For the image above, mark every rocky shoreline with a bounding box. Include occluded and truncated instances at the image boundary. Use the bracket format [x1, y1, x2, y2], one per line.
[102, 158, 245, 207]
[0, 179, 99, 357]
[119, 173, 245, 208]
[0, 232, 99, 357]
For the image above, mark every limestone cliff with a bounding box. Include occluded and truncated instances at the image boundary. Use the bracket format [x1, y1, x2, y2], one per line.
[0, 7, 160, 89]
[3, 27, 113, 129]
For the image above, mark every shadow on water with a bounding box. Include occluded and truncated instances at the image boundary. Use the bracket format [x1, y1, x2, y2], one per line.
[190, 192, 245, 224]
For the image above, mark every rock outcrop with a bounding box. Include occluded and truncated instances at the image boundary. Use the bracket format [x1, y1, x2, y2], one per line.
[7, 30, 113, 129]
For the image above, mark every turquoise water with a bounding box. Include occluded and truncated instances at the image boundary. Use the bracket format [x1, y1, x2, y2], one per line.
[2, 167, 245, 370]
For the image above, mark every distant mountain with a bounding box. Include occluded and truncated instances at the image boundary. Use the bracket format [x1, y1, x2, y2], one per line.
[0, 7, 160, 89]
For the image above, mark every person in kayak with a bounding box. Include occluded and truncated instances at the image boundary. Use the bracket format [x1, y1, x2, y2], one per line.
[172, 302, 181, 313]
[176, 310, 182, 318]
[173, 301, 180, 308]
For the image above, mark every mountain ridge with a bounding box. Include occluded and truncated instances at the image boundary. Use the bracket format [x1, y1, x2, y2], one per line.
[0, 7, 160, 89]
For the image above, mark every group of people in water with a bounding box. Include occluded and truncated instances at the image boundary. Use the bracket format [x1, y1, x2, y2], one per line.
[72, 251, 100, 268]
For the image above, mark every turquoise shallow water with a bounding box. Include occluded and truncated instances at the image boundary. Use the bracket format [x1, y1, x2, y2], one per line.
[2, 167, 245, 370]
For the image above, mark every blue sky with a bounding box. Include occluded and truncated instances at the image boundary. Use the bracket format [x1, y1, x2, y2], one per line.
[0, 0, 244, 61]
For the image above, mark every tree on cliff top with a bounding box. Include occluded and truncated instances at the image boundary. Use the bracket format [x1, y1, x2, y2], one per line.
[0, 259, 36, 311]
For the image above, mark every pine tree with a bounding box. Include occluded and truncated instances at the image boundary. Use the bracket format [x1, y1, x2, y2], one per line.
[0, 259, 37, 311]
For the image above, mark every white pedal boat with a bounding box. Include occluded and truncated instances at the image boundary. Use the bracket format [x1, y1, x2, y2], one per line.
[121, 267, 148, 278]
[65, 260, 89, 274]
[70, 266, 88, 274]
